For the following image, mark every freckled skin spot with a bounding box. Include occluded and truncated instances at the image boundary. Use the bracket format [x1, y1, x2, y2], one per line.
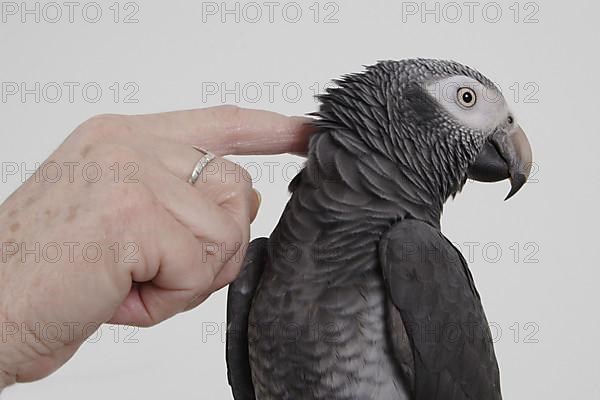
[66, 205, 80, 222]
[44, 209, 58, 221]
[81, 145, 93, 158]
[24, 197, 35, 207]
[9, 223, 20, 233]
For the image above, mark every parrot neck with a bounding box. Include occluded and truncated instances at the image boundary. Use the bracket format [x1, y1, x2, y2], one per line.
[301, 132, 444, 228]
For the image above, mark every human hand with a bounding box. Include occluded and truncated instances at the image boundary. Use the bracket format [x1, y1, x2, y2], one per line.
[0, 106, 313, 388]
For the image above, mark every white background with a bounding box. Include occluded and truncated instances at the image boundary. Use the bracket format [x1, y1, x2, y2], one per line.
[1, 0, 599, 398]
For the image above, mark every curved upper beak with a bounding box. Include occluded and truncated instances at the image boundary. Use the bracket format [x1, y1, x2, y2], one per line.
[467, 125, 533, 200]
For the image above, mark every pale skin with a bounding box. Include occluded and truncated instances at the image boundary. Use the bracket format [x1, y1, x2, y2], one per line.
[0, 105, 314, 390]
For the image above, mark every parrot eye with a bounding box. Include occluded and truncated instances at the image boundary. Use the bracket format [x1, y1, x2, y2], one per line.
[507, 116, 514, 125]
[457, 87, 477, 108]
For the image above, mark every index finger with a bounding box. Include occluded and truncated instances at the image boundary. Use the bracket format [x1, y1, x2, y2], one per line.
[124, 105, 316, 156]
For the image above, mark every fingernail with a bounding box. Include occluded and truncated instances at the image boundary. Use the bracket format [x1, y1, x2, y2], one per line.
[250, 189, 262, 223]
[254, 189, 262, 208]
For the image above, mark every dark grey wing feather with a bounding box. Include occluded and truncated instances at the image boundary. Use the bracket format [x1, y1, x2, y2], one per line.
[226, 238, 268, 400]
[379, 219, 502, 400]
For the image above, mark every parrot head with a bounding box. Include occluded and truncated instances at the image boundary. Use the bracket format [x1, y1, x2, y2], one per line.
[317, 58, 533, 202]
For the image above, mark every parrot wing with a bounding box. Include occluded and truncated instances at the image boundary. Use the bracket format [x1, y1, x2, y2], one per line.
[379, 219, 502, 400]
[226, 238, 268, 400]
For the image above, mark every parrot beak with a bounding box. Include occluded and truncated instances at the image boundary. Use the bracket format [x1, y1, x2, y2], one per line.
[467, 125, 533, 200]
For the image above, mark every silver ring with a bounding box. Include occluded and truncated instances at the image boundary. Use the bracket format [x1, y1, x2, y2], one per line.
[188, 146, 216, 185]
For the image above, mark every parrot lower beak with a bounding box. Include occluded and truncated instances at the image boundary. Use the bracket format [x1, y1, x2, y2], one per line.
[467, 125, 533, 200]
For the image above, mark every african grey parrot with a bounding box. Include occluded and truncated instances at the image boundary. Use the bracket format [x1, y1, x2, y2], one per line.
[226, 59, 532, 400]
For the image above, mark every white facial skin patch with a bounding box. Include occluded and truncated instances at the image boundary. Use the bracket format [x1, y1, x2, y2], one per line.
[424, 76, 512, 133]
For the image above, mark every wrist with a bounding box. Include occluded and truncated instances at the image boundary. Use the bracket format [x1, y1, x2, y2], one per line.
[0, 369, 15, 391]
[0, 338, 16, 391]
[0, 301, 17, 390]
[0, 341, 15, 391]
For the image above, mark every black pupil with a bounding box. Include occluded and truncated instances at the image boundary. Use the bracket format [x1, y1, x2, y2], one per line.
[508, 116, 514, 124]
[462, 91, 473, 103]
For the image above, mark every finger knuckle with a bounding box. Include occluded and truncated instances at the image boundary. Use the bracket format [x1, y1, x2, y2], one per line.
[213, 104, 243, 129]
[75, 114, 126, 143]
